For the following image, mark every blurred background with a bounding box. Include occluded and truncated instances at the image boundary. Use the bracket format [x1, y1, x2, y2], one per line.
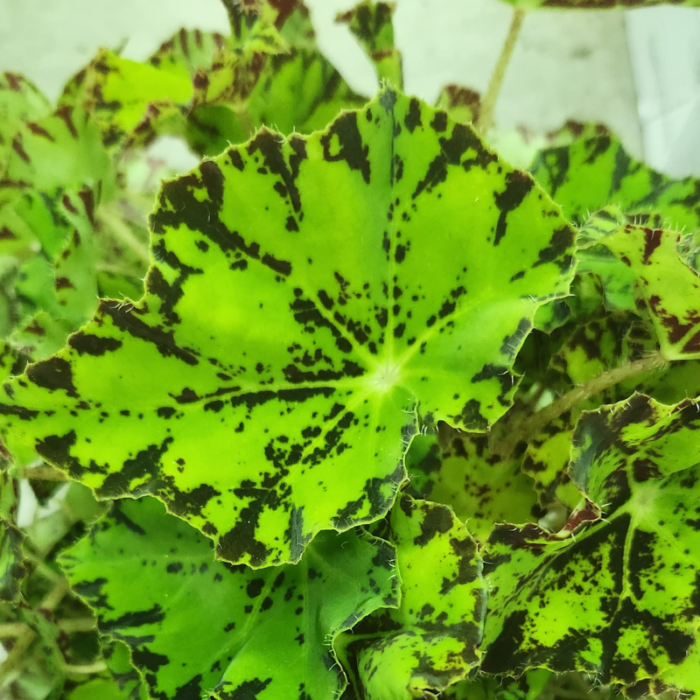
[0, 0, 698, 174]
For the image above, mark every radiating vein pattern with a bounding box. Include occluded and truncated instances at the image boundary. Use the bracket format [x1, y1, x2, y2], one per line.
[0, 87, 574, 566]
[482, 395, 700, 693]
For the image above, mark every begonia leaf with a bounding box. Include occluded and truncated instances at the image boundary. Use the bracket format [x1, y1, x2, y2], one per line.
[405, 432, 538, 540]
[0, 518, 25, 602]
[481, 394, 700, 694]
[81, 49, 193, 149]
[597, 223, 700, 360]
[0, 89, 574, 567]
[337, 1, 403, 88]
[343, 496, 486, 699]
[60, 496, 399, 700]
[3, 106, 114, 197]
[444, 669, 552, 700]
[530, 128, 700, 230]
[435, 85, 481, 125]
[504, 0, 700, 8]
[101, 638, 149, 700]
[149, 29, 228, 75]
[0, 72, 51, 171]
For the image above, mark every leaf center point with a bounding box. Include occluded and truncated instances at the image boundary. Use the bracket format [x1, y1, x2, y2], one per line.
[367, 359, 402, 394]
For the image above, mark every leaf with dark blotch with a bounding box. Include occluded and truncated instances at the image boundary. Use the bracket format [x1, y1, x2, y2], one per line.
[435, 84, 481, 125]
[341, 496, 486, 699]
[1, 88, 574, 567]
[4, 106, 114, 196]
[531, 128, 700, 231]
[0, 518, 26, 602]
[337, 1, 402, 88]
[598, 223, 700, 361]
[60, 497, 399, 700]
[505, 0, 700, 8]
[0, 71, 51, 170]
[481, 394, 700, 694]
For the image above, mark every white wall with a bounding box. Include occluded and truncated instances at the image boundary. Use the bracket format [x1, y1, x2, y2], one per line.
[7, 0, 699, 169]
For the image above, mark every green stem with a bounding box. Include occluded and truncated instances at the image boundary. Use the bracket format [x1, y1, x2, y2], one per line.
[57, 618, 97, 633]
[476, 8, 526, 134]
[22, 465, 66, 481]
[64, 661, 107, 675]
[490, 352, 666, 459]
[97, 206, 150, 265]
[0, 623, 28, 638]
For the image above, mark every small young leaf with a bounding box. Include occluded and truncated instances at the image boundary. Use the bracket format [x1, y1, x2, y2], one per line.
[337, 1, 403, 88]
[444, 669, 552, 700]
[597, 224, 700, 361]
[0, 71, 51, 169]
[60, 497, 399, 700]
[345, 496, 486, 699]
[482, 394, 700, 693]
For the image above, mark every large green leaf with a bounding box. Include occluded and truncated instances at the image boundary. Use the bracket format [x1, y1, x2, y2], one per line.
[342, 496, 486, 699]
[531, 129, 700, 230]
[481, 394, 700, 694]
[0, 89, 574, 566]
[60, 497, 399, 700]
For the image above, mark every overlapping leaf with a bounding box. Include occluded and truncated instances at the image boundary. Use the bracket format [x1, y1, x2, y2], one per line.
[61, 497, 399, 700]
[445, 669, 552, 700]
[596, 223, 700, 360]
[0, 89, 574, 566]
[341, 496, 486, 699]
[337, 1, 403, 87]
[71, 1, 365, 158]
[436, 85, 481, 126]
[502, 0, 700, 10]
[406, 433, 538, 540]
[481, 394, 700, 693]
[531, 128, 700, 230]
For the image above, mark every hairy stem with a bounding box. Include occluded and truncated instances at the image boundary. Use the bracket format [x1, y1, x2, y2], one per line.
[0, 623, 28, 638]
[476, 8, 525, 134]
[57, 618, 97, 633]
[97, 206, 150, 265]
[64, 661, 107, 675]
[491, 352, 666, 459]
[22, 465, 66, 481]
